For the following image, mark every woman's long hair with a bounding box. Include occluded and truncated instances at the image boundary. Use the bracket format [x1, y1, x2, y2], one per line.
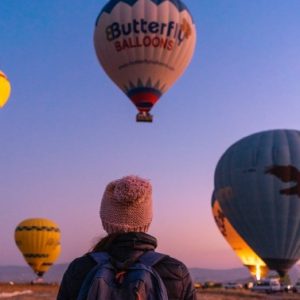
[91, 233, 121, 252]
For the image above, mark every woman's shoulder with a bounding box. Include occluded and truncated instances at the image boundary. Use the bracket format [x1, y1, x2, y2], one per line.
[153, 253, 195, 299]
[57, 254, 97, 299]
[154, 253, 191, 279]
[64, 253, 96, 279]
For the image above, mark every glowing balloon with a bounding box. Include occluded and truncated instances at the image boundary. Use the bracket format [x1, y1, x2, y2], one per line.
[214, 129, 300, 277]
[212, 194, 268, 280]
[94, 0, 196, 122]
[15, 218, 61, 277]
[0, 71, 11, 108]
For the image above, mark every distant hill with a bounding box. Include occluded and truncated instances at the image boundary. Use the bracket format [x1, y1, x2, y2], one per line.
[0, 264, 68, 283]
[189, 267, 251, 283]
[190, 265, 300, 284]
[1, 264, 300, 284]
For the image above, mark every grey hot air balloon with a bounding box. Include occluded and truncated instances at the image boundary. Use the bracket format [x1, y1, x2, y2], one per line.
[214, 129, 300, 277]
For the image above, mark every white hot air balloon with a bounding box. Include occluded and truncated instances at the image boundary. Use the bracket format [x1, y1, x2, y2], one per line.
[94, 0, 196, 122]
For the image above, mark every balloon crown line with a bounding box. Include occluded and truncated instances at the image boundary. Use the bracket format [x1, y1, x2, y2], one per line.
[124, 78, 165, 94]
[24, 254, 50, 258]
[15, 226, 61, 232]
[97, 0, 191, 20]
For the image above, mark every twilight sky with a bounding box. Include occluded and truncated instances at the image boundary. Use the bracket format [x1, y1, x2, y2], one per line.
[1, 0, 300, 270]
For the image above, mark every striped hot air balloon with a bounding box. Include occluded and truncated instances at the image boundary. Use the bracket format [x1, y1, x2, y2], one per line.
[15, 218, 61, 278]
[94, 0, 196, 122]
[214, 129, 300, 277]
[0, 71, 11, 108]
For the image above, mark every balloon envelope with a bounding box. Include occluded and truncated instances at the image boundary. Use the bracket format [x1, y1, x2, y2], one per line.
[214, 129, 300, 276]
[94, 0, 196, 122]
[15, 218, 61, 277]
[212, 194, 268, 280]
[0, 71, 11, 108]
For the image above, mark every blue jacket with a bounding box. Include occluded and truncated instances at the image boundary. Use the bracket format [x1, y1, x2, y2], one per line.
[57, 232, 196, 300]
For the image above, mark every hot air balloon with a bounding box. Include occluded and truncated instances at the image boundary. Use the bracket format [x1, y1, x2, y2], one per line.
[212, 193, 268, 280]
[94, 0, 196, 122]
[0, 71, 11, 108]
[214, 129, 300, 277]
[15, 218, 61, 279]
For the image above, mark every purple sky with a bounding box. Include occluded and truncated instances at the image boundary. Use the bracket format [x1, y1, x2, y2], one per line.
[1, 0, 300, 270]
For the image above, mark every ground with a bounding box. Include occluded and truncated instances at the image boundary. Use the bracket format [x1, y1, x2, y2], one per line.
[196, 289, 300, 299]
[1, 284, 300, 299]
[0, 283, 59, 299]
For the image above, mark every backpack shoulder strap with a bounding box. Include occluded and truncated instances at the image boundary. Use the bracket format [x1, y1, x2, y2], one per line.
[89, 251, 110, 264]
[138, 251, 169, 299]
[139, 251, 167, 267]
[77, 252, 110, 300]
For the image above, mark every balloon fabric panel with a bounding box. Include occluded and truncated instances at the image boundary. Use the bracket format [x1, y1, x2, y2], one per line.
[211, 196, 268, 279]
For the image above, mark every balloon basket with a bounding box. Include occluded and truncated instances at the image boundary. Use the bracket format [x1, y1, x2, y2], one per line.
[31, 276, 44, 285]
[136, 112, 153, 123]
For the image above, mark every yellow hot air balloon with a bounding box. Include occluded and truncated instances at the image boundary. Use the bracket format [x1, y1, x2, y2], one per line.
[15, 218, 61, 278]
[0, 71, 11, 108]
[212, 197, 268, 280]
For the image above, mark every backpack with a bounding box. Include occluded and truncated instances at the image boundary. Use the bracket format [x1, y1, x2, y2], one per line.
[77, 250, 168, 300]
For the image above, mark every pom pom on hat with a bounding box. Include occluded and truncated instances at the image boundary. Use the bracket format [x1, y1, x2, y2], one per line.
[114, 176, 151, 205]
[100, 175, 152, 234]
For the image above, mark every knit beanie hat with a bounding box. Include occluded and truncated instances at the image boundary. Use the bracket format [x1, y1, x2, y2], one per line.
[100, 175, 153, 234]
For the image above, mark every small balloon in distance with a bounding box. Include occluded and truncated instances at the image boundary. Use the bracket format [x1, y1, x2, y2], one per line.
[0, 71, 11, 108]
[15, 218, 61, 278]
